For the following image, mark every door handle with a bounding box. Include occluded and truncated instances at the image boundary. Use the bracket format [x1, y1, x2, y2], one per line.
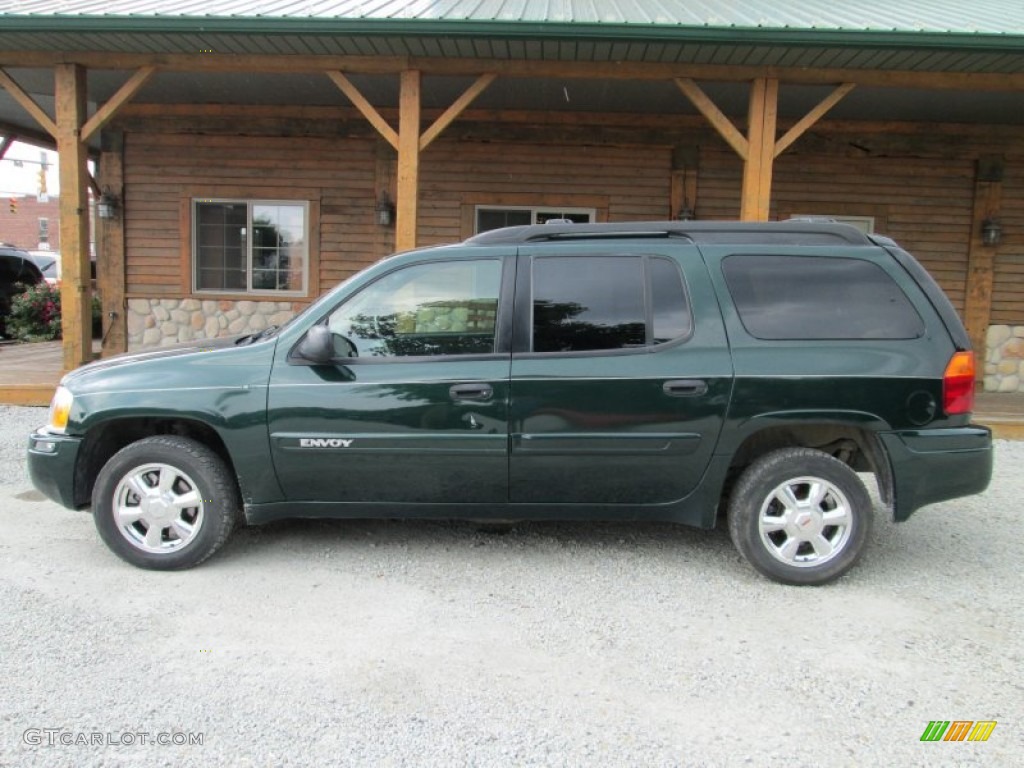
[449, 383, 493, 401]
[663, 379, 708, 397]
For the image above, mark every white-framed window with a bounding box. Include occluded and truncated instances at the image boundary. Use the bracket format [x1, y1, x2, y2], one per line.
[475, 206, 595, 234]
[193, 199, 308, 294]
[793, 214, 875, 235]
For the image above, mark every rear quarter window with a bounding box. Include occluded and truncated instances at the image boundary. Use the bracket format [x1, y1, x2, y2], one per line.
[722, 254, 924, 340]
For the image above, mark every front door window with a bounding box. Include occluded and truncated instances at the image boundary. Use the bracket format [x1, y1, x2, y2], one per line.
[327, 259, 502, 359]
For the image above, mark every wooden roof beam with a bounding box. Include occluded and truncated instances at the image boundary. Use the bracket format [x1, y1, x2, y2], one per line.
[80, 65, 156, 143]
[111, 103, 1024, 143]
[419, 72, 496, 151]
[0, 67, 57, 138]
[675, 77, 748, 159]
[774, 82, 856, 157]
[4, 52, 1024, 91]
[326, 70, 398, 150]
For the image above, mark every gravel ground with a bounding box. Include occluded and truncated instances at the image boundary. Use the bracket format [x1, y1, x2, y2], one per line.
[1, 405, 1021, 767]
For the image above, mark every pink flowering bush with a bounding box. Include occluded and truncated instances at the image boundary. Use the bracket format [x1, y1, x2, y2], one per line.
[8, 282, 63, 340]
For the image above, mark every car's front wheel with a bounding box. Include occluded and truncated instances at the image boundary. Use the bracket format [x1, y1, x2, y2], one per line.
[92, 436, 239, 570]
[727, 447, 872, 586]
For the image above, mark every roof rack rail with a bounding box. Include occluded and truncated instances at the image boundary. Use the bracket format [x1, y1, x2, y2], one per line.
[464, 220, 873, 247]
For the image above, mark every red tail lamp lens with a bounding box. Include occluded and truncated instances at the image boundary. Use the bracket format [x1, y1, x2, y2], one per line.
[943, 351, 976, 415]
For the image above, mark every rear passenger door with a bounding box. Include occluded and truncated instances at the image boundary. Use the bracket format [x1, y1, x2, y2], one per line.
[508, 243, 732, 505]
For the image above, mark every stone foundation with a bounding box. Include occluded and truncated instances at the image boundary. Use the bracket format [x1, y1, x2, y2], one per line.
[127, 298, 296, 350]
[985, 325, 1024, 392]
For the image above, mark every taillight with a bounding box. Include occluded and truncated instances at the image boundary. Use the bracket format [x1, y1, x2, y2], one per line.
[943, 351, 975, 415]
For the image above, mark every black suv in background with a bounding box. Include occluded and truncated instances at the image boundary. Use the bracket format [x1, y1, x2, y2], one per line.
[0, 245, 44, 338]
[28, 222, 993, 584]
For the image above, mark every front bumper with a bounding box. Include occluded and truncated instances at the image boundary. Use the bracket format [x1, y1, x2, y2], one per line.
[880, 425, 993, 522]
[27, 429, 83, 510]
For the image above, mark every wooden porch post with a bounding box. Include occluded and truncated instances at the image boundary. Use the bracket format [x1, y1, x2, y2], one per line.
[676, 78, 851, 222]
[396, 70, 421, 252]
[740, 78, 779, 221]
[327, 69, 493, 252]
[55, 63, 92, 370]
[963, 156, 1004, 371]
[97, 133, 127, 356]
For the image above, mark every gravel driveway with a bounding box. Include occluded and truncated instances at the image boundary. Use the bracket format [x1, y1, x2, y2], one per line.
[1, 404, 1021, 767]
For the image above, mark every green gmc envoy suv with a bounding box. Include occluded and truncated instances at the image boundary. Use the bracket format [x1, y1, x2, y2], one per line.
[27, 221, 993, 585]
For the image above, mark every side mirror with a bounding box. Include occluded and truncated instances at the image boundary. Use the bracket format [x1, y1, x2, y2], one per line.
[294, 324, 335, 365]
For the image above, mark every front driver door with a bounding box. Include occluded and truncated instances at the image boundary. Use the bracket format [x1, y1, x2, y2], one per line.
[268, 253, 513, 504]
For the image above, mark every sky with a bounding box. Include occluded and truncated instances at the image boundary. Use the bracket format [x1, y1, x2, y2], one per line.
[0, 140, 61, 198]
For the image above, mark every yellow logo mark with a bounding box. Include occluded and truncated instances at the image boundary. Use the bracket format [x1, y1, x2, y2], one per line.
[967, 721, 998, 742]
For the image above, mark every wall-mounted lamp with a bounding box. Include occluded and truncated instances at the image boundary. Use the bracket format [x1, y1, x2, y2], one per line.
[375, 190, 395, 228]
[676, 204, 695, 221]
[981, 218, 1002, 247]
[97, 190, 119, 220]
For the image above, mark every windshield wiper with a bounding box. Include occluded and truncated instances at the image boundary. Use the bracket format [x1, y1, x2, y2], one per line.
[235, 325, 280, 345]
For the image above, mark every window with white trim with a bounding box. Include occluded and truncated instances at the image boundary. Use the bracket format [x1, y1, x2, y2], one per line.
[475, 206, 595, 233]
[792, 214, 875, 234]
[193, 199, 308, 294]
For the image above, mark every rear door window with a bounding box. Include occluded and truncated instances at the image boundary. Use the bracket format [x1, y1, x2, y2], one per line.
[530, 255, 690, 353]
[722, 254, 924, 340]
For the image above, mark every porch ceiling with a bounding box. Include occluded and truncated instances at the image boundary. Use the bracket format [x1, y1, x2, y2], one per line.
[3, 67, 1024, 154]
[2, 2, 1023, 146]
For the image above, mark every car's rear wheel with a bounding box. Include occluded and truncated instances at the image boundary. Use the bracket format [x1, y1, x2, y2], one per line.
[92, 436, 239, 570]
[727, 447, 872, 586]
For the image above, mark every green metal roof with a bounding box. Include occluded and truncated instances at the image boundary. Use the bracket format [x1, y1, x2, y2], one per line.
[1, 1, 1023, 73]
[1, 0, 1023, 35]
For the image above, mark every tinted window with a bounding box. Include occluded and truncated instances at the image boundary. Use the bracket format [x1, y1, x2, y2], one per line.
[651, 257, 691, 343]
[722, 254, 924, 340]
[531, 256, 691, 353]
[328, 259, 501, 358]
[533, 257, 645, 352]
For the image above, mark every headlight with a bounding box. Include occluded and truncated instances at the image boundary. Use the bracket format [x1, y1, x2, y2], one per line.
[48, 386, 74, 433]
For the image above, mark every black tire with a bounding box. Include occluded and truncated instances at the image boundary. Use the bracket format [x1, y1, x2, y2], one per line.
[92, 436, 240, 570]
[727, 447, 872, 586]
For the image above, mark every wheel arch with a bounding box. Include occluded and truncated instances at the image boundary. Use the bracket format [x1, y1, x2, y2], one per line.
[721, 418, 895, 516]
[73, 416, 238, 508]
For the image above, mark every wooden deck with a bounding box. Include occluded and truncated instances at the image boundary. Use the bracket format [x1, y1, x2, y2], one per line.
[2, 340, 1024, 437]
[0, 341, 72, 406]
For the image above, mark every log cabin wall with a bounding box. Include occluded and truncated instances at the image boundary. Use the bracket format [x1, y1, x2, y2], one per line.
[986, 153, 1024, 390]
[416, 141, 672, 245]
[118, 119, 676, 349]
[113, 112, 1024, 391]
[994, 159, 1024, 326]
[700, 145, 977, 314]
[124, 132, 378, 298]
